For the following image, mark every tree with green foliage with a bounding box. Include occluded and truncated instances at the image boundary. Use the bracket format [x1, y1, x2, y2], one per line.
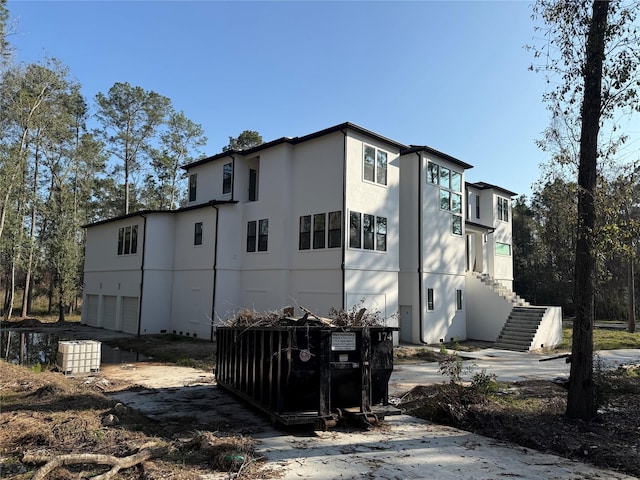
[222, 130, 263, 152]
[95, 82, 170, 215]
[531, 0, 639, 420]
[145, 110, 207, 210]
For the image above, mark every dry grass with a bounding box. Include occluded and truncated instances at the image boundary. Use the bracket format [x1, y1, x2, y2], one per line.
[0, 362, 272, 479]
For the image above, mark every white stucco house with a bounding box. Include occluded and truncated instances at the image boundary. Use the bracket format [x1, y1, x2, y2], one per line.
[82, 122, 561, 350]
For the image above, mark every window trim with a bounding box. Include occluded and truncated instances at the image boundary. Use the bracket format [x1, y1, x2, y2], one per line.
[117, 225, 138, 256]
[498, 196, 510, 222]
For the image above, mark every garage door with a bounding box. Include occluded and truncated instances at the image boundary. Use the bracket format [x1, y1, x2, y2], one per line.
[102, 296, 117, 330]
[121, 296, 139, 334]
[84, 295, 99, 327]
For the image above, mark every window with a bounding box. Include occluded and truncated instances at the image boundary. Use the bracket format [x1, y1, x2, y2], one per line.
[363, 144, 388, 186]
[439, 167, 450, 188]
[189, 174, 197, 202]
[249, 168, 257, 201]
[427, 288, 434, 311]
[363, 214, 375, 250]
[350, 212, 387, 251]
[299, 215, 311, 250]
[496, 242, 511, 256]
[299, 211, 342, 250]
[476, 195, 480, 219]
[450, 171, 461, 192]
[117, 225, 138, 256]
[349, 212, 361, 248]
[194, 222, 203, 246]
[328, 211, 341, 248]
[452, 216, 462, 236]
[222, 163, 232, 195]
[440, 190, 451, 211]
[247, 221, 256, 252]
[246, 219, 268, 253]
[258, 219, 269, 252]
[451, 193, 462, 213]
[498, 197, 509, 222]
[456, 289, 463, 310]
[427, 162, 439, 184]
[313, 213, 326, 249]
[376, 216, 387, 252]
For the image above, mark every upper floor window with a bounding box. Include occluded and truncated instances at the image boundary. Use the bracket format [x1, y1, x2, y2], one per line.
[476, 195, 480, 219]
[349, 211, 387, 251]
[429, 161, 463, 236]
[222, 163, 232, 195]
[363, 144, 388, 186]
[188, 174, 197, 202]
[258, 219, 269, 251]
[498, 197, 509, 222]
[117, 225, 138, 255]
[194, 222, 203, 246]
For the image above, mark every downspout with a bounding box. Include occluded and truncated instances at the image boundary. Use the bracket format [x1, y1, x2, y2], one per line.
[211, 205, 220, 342]
[137, 214, 147, 337]
[341, 129, 347, 310]
[416, 152, 426, 344]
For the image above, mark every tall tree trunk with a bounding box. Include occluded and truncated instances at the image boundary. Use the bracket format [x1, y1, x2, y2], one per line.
[22, 146, 40, 317]
[629, 256, 636, 333]
[566, 0, 609, 420]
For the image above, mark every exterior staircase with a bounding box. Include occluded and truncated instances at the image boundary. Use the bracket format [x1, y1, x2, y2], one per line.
[494, 306, 548, 351]
[475, 273, 529, 307]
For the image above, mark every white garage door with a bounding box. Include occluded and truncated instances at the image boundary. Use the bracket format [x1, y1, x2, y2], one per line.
[121, 296, 139, 334]
[102, 296, 117, 330]
[84, 295, 99, 327]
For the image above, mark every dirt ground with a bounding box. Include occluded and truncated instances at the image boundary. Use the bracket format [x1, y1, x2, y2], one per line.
[2, 319, 640, 479]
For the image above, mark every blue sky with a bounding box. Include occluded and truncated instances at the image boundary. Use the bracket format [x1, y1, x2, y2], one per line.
[7, 1, 567, 198]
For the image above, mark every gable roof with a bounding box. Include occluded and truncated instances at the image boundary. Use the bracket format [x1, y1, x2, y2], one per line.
[181, 122, 408, 170]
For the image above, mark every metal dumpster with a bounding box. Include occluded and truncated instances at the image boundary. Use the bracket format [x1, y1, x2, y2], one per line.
[215, 325, 400, 429]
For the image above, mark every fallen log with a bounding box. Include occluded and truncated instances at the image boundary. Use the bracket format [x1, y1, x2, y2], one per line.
[23, 443, 167, 480]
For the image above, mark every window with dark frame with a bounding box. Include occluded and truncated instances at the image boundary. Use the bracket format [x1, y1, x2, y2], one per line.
[189, 173, 197, 202]
[363, 214, 375, 250]
[194, 222, 203, 246]
[222, 163, 232, 194]
[456, 289, 463, 310]
[258, 219, 269, 251]
[376, 216, 387, 251]
[299, 215, 311, 250]
[349, 211, 361, 248]
[476, 195, 480, 219]
[313, 213, 326, 249]
[427, 288, 434, 311]
[247, 221, 257, 252]
[328, 211, 341, 248]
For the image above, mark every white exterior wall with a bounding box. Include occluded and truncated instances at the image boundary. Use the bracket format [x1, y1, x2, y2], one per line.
[490, 192, 514, 290]
[344, 132, 400, 326]
[170, 208, 217, 339]
[420, 155, 467, 343]
[83, 218, 143, 332]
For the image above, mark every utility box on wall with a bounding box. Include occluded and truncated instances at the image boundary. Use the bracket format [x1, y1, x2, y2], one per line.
[56, 340, 101, 375]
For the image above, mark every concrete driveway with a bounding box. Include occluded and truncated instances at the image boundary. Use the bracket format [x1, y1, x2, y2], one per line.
[101, 348, 640, 480]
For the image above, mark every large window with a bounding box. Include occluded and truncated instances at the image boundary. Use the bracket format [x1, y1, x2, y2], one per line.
[194, 222, 203, 246]
[222, 163, 232, 195]
[498, 197, 509, 222]
[350, 211, 387, 251]
[363, 144, 388, 186]
[117, 225, 138, 255]
[300, 211, 342, 250]
[428, 161, 463, 236]
[188, 173, 197, 202]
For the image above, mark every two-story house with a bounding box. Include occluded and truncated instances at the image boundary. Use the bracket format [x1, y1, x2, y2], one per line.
[82, 122, 561, 350]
